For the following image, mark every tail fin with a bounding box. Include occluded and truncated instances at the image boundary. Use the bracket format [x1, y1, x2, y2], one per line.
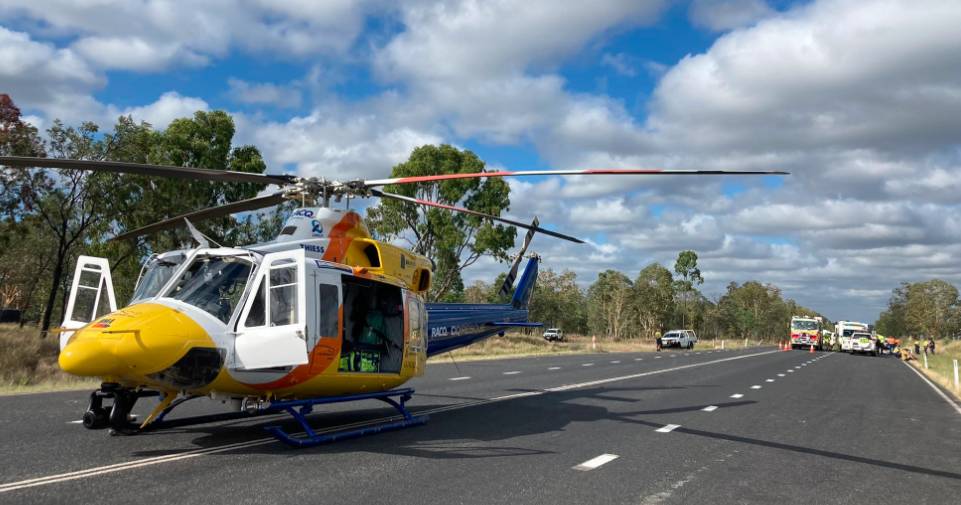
[510, 255, 539, 309]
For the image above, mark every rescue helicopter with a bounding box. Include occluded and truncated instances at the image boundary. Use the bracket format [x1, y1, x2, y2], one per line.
[0, 155, 785, 446]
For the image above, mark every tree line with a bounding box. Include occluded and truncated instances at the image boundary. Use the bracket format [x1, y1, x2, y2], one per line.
[875, 279, 961, 338]
[465, 250, 827, 341]
[0, 94, 281, 333]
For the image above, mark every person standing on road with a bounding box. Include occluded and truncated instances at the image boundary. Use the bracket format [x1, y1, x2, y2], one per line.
[655, 333, 662, 352]
[875, 335, 884, 356]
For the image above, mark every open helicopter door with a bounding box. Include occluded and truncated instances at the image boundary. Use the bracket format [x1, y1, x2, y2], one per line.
[233, 249, 309, 370]
[60, 256, 117, 350]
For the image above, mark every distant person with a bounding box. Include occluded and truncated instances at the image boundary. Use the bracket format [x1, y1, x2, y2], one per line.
[914, 338, 921, 355]
[875, 335, 884, 356]
[655, 334, 662, 352]
[927, 338, 936, 355]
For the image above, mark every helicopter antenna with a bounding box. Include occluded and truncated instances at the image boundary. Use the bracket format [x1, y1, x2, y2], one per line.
[183, 218, 221, 248]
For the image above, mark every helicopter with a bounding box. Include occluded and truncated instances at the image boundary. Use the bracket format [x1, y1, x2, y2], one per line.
[0, 155, 785, 446]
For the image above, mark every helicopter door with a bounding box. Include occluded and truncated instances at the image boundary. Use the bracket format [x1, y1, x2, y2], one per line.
[233, 249, 309, 370]
[60, 256, 117, 350]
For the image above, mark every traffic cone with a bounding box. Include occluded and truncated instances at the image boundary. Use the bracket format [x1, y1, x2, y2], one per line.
[809, 344, 815, 353]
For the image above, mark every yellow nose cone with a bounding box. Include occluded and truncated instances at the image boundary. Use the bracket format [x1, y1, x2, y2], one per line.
[59, 303, 215, 380]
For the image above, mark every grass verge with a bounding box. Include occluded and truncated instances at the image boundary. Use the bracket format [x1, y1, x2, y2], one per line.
[907, 339, 961, 402]
[0, 324, 98, 395]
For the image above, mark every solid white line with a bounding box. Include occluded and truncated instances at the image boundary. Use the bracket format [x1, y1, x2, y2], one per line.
[548, 366, 561, 370]
[503, 371, 521, 375]
[750, 385, 762, 389]
[701, 405, 718, 412]
[900, 361, 961, 416]
[0, 349, 779, 493]
[449, 376, 471, 381]
[573, 453, 619, 471]
[656, 424, 681, 433]
[765, 379, 775, 383]
[730, 393, 744, 399]
[582, 363, 594, 367]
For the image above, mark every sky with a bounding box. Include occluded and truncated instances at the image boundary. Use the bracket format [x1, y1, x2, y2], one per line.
[2, 0, 961, 323]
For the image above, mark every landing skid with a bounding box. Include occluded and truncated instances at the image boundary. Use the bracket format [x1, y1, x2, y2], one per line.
[264, 388, 429, 448]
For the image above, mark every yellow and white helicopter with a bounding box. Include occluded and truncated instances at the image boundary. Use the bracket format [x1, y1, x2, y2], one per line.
[0, 155, 784, 446]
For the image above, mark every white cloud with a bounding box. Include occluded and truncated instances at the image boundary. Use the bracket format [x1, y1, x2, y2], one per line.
[227, 78, 303, 109]
[111, 91, 209, 130]
[689, 0, 774, 32]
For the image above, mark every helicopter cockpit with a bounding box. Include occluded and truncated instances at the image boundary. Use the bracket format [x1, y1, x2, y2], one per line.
[130, 250, 190, 303]
[165, 253, 255, 323]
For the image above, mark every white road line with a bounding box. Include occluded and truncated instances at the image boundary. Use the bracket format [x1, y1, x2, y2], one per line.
[750, 385, 762, 389]
[900, 361, 961, 416]
[610, 360, 621, 364]
[655, 356, 663, 359]
[787, 369, 795, 373]
[701, 405, 718, 412]
[730, 393, 744, 399]
[765, 379, 775, 383]
[548, 366, 561, 370]
[503, 371, 521, 375]
[67, 420, 83, 424]
[582, 363, 594, 367]
[656, 424, 681, 433]
[573, 454, 619, 471]
[449, 376, 471, 381]
[777, 374, 785, 377]
[634, 358, 643, 361]
[0, 349, 779, 494]
[794, 366, 801, 369]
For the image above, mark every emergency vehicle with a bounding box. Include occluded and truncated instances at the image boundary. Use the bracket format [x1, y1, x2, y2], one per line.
[790, 316, 822, 350]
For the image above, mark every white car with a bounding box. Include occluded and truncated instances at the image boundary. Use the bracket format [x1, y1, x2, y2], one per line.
[844, 332, 878, 356]
[661, 330, 697, 349]
[543, 328, 564, 342]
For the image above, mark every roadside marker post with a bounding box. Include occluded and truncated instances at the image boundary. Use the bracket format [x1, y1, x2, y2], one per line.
[954, 359, 959, 391]
[722, 340, 725, 350]
[923, 352, 928, 370]
[592, 335, 596, 351]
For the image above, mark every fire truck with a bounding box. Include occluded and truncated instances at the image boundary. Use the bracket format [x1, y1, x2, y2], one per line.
[790, 316, 823, 350]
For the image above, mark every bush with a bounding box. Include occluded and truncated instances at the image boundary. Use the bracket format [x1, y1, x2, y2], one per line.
[0, 324, 61, 386]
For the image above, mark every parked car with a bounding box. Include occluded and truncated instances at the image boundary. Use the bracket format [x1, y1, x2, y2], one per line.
[543, 328, 564, 342]
[661, 330, 697, 349]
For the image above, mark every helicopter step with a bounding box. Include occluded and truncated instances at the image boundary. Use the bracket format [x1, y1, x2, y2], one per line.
[263, 388, 428, 448]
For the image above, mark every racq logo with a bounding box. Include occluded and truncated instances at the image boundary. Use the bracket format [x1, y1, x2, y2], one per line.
[293, 209, 315, 218]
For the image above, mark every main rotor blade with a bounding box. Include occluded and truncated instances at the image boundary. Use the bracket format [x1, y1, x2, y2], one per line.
[371, 189, 584, 244]
[0, 156, 295, 186]
[113, 191, 288, 242]
[364, 168, 789, 187]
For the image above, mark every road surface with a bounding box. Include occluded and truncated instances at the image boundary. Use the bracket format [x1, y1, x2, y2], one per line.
[1, 347, 959, 504]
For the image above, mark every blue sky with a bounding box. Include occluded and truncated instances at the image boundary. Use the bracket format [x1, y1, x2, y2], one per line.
[3, 0, 961, 324]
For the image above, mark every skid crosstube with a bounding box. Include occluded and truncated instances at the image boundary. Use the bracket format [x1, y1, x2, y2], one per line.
[264, 388, 428, 447]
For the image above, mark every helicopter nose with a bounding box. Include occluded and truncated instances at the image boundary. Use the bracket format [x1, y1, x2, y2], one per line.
[59, 303, 216, 380]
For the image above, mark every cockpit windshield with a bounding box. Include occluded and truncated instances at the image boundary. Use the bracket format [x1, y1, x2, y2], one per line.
[130, 253, 187, 303]
[167, 255, 253, 323]
[791, 320, 819, 330]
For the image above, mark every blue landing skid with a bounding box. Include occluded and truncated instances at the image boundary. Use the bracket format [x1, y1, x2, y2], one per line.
[264, 388, 428, 448]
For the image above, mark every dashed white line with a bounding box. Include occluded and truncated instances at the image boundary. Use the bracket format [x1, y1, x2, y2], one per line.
[794, 366, 801, 369]
[777, 373, 785, 377]
[573, 454, 619, 471]
[634, 358, 643, 361]
[610, 360, 621, 364]
[787, 369, 795, 373]
[765, 379, 775, 383]
[503, 371, 521, 375]
[750, 385, 762, 389]
[655, 356, 663, 359]
[730, 393, 744, 399]
[68, 420, 83, 424]
[582, 363, 594, 367]
[701, 405, 718, 412]
[548, 366, 561, 371]
[656, 424, 682, 433]
[449, 376, 471, 381]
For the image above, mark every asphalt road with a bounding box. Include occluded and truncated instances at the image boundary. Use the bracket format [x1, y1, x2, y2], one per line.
[1, 346, 959, 505]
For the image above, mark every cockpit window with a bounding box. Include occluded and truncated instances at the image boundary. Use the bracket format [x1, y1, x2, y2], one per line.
[131, 254, 186, 303]
[168, 256, 253, 323]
